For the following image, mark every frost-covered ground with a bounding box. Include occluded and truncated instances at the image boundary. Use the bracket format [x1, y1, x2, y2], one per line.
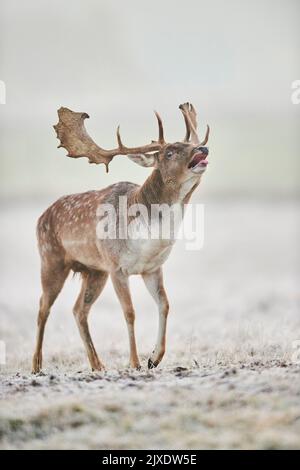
[0, 197, 299, 449]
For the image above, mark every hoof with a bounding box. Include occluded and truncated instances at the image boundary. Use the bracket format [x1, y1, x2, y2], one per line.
[91, 364, 106, 372]
[148, 358, 157, 369]
[32, 355, 42, 374]
[129, 363, 141, 370]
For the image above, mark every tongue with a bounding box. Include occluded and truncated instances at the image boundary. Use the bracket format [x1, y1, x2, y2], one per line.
[188, 154, 204, 169]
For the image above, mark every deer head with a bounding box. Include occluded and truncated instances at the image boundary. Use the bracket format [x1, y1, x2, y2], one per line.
[53, 102, 210, 182]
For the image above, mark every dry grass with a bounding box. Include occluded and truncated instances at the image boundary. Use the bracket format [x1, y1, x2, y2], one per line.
[0, 197, 299, 449]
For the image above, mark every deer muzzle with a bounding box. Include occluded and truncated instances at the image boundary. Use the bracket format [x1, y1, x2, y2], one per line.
[188, 147, 209, 169]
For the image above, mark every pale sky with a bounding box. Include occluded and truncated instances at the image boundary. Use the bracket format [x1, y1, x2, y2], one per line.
[0, 0, 299, 197]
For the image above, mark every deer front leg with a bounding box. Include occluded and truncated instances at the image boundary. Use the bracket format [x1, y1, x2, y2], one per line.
[142, 268, 169, 369]
[111, 270, 141, 370]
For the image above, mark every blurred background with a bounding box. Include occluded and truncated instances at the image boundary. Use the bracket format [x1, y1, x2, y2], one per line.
[0, 0, 299, 199]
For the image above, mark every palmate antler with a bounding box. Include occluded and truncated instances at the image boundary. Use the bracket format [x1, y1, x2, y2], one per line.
[54, 103, 209, 172]
[54, 107, 165, 173]
[179, 102, 210, 146]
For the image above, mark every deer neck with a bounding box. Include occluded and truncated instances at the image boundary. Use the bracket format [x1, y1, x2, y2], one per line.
[133, 169, 200, 208]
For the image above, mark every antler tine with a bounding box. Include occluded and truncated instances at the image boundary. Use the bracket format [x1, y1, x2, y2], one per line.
[189, 103, 198, 133]
[200, 125, 210, 146]
[179, 105, 191, 142]
[154, 111, 165, 145]
[116, 125, 124, 150]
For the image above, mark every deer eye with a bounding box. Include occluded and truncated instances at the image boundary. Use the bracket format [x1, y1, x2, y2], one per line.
[166, 150, 173, 159]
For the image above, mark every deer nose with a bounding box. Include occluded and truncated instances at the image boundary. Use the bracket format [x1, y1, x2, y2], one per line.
[197, 146, 209, 155]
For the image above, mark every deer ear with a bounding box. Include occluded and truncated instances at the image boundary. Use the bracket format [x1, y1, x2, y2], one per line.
[127, 152, 158, 168]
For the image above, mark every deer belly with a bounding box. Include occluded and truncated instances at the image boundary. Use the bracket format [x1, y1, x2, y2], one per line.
[119, 240, 173, 275]
[62, 237, 107, 271]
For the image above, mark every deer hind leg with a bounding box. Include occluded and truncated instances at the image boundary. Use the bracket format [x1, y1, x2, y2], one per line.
[73, 270, 108, 371]
[142, 268, 169, 369]
[111, 271, 141, 370]
[32, 263, 70, 374]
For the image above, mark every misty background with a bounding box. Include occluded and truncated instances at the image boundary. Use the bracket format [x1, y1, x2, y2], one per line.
[0, 0, 299, 199]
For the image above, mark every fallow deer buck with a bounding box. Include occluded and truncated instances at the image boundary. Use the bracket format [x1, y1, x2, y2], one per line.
[32, 102, 210, 373]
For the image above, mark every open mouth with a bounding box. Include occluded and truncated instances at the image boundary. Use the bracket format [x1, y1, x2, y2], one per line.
[188, 151, 209, 171]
